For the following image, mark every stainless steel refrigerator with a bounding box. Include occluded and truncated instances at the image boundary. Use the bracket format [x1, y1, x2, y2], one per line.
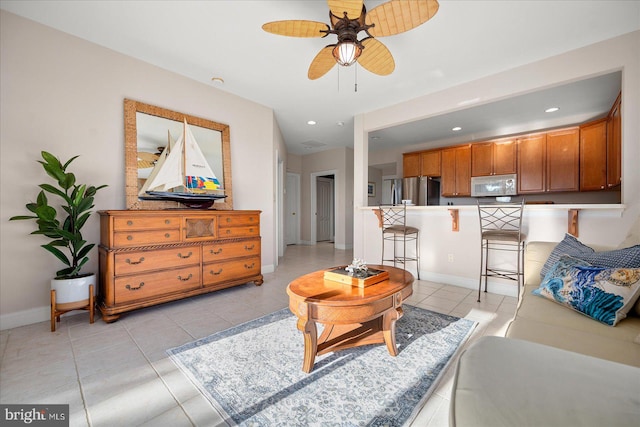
[382, 178, 403, 205]
[402, 177, 441, 206]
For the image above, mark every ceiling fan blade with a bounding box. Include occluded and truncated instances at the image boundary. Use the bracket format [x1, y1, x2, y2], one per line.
[357, 38, 395, 76]
[308, 46, 337, 80]
[327, 0, 364, 20]
[262, 20, 329, 37]
[365, 0, 439, 37]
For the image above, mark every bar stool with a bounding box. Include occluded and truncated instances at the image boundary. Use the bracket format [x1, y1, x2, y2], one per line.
[380, 204, 420, 279]
[477, 200, 526, 302]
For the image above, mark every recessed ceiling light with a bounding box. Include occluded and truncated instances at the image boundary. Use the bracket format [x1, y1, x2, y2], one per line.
[211, 77, 224, 85]
[452, 126, 462, 131]
[370, 136, 380, 140]
[545, 107, 560, 113]
[336, 121, 344, 126]
[307, 120, 316, 125]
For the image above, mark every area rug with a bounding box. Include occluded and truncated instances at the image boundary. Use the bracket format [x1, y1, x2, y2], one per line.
[167, 305, 476, 427]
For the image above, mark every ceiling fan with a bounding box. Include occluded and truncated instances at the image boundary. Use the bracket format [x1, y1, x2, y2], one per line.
[262, 0, 439, 80]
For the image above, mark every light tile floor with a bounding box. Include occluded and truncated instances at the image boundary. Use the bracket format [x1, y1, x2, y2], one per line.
[0, 243, 517, 426]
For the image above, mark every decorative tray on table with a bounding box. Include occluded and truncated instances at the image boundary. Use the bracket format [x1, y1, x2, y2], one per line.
[324, 267, 389, 288]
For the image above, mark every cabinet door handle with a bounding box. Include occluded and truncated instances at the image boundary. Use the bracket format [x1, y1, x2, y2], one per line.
[209, 268, 223, 276]
[177, 274, 193, 282]
[165, 233, 171, 238]
[244, 263, 255, 269]
[177, 251, 192, 259]
[127, 220, 133, 226]
[125, 282, 144, 291]
[127, 235, 133, 241]
[210, 248, 223, 255]
[245, 244, 254, 250]
[226, 218, 231, 223]
[125, 257, 145, 265]
[226, 229, 231, 234]
[165, 219, 171, 224]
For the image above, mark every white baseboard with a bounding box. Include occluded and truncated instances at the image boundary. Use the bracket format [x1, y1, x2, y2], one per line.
[1, 306, 50, 331]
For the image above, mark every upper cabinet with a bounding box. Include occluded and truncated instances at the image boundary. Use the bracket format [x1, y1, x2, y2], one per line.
[471, 138, 516, 177]
[607, 93, 622, 188]
[403, 150, 441, 177]
[420, 150, 441, 177]
[441, 145, 471, 197]
[517, 127, 579, 194]
[403, 152, 421, 177]
[580, 119, 608, 191]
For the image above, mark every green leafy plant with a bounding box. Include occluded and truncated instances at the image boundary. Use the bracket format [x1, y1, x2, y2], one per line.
[10, 151, 107, 279]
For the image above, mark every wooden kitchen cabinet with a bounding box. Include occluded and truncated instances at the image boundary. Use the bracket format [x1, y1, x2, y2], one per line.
[580, 119, 608, 191]
[607, 93, 621, 188]
[420, 149, 441, 176]
[471, 139, 516, 177]
[441, 145, 471, 196]
[403, 152, 421, 177]
[98, 209, 262, 322]
[546, 127, 580, 192]
[517, 128, 579, 193]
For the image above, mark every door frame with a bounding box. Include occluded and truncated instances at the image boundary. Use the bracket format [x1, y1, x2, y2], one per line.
[310, 169, 338, 245]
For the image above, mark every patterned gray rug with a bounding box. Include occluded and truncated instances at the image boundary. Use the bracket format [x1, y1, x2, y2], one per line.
[167, 305, 476, 426]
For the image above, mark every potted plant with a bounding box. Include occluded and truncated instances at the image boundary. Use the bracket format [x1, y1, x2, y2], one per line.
[10, 151, 107, 314]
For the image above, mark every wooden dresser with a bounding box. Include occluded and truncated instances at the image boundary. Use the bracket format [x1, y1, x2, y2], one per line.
[98, 209, 262, 322]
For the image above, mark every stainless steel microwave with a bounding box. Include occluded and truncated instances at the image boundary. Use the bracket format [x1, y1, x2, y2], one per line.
[471, 174, 517, 197]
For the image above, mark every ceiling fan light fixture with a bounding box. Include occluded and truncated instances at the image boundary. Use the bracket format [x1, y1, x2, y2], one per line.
[332, 42, 362, 66]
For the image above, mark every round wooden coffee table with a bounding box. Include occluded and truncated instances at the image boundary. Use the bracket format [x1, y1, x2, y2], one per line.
[287, 265, 414, 373]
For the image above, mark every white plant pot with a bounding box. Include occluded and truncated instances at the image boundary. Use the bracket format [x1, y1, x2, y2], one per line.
[51, 273, 95, 311]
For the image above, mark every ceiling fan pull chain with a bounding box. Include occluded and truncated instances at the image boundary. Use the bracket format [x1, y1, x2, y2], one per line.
[355, 64, 358, 93]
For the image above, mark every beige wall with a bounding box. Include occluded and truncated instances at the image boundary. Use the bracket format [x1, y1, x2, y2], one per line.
[353, 31, 640, 291]
[0, 11, 278, 329]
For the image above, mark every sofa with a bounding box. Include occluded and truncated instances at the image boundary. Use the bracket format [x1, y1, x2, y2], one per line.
[450, 237, 640, 426]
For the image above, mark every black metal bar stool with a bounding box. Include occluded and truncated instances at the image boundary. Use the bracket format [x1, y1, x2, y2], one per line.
[477, 200, 526, 302]
[380, 204, 420, 279]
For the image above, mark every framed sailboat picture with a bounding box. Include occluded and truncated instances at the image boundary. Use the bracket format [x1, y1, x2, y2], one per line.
[124, 99, 233, 210]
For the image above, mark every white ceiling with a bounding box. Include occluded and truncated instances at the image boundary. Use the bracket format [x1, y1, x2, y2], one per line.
[2, 1, 638, 155]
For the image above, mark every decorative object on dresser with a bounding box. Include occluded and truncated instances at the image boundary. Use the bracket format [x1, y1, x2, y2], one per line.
[124, 99, 233, 211]
[98, 209, 262, 322]
[10, 151, 107, 331]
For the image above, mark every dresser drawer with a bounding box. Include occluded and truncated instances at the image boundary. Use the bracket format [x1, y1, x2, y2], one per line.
[203, 256, 261, 286]
[219, 214, 259, 227]
[114, 266, 201, 304]
[202, 239, 260, 262]
[218, 225, 260, 238]
[114, 229, 181, 247]
[115, 246, 200, 275]
[113, 216, 179, 231]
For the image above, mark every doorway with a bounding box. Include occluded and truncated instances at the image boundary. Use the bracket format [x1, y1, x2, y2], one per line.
[285, 172, 300, 245]
[316, 176, 335, 242]
[311, 170, 337, 245]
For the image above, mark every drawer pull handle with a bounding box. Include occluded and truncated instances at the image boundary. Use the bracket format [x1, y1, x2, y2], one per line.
[125, 257, 145, 265]
[165, 233, 171, 238]
[165, 219, 171, 224]
[245, 263, 255, 269]
[249, 228, 254, 233]
[177, 251, 192, 259]
[125, 282, 144, 291]
[177, 274, 193, 282]
[210, 248, 223, 255]
[127, 235, 133, 241]
[127, 220, 133, 226]
[245, 245, 254, 250]
[226, 218, 231, 223]
[210, 268, 223, 276]
[226, 230, 231, 234]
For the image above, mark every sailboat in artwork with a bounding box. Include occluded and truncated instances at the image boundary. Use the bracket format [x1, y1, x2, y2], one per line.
[139, 118, 226, 208]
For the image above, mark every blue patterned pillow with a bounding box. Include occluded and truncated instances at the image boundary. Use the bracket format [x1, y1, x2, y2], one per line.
[533, 257, 640, 326]
[574, 245, 640, 269]
[540, 234, 594, 279]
